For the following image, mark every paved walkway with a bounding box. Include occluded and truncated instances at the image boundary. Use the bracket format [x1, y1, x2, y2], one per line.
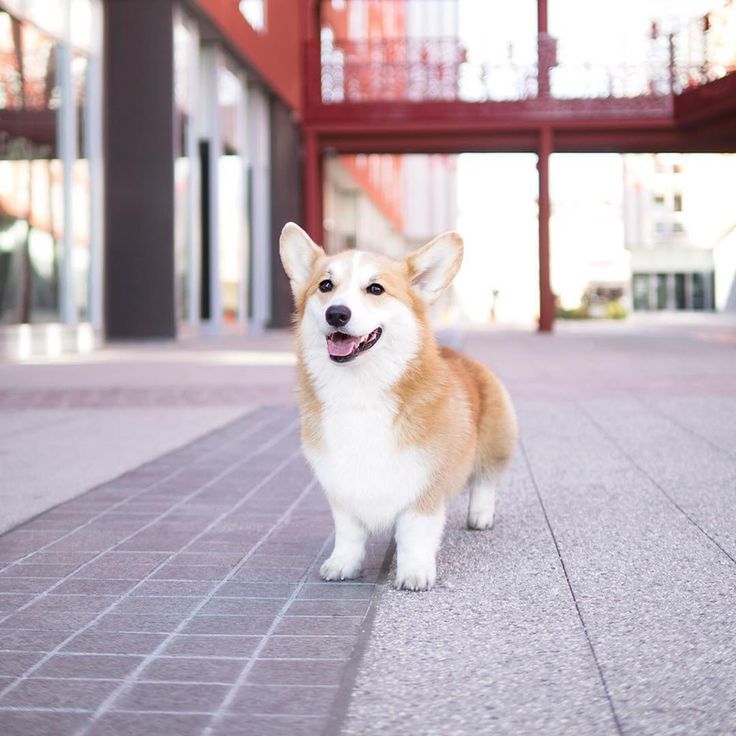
[0, 334, 296, 534]
[0, 320, 735, 735]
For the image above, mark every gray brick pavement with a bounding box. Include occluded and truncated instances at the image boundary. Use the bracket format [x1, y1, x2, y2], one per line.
[0, 406, 390, 736]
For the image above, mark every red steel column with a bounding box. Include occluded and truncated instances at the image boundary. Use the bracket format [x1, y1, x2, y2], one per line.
[538, 126, 554, 332]
[304, 130, 324, 246]
[537, 0, 550, 98]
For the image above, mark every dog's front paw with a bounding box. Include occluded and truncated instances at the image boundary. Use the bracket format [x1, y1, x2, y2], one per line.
[395, 564, 436, 592]
[467, 509, 495, 531]
[320, 555, 362, 581]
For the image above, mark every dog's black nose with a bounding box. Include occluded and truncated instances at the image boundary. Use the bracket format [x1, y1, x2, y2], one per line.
[325, 305, 351, 328]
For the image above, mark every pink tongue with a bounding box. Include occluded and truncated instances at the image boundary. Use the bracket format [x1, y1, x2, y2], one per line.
[327, 334, 361, 357]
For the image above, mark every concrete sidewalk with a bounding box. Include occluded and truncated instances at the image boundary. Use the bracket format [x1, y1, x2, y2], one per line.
[0, 320, 735, 735]
[341, 325, 736, 735]
[0, 333, 296, 534]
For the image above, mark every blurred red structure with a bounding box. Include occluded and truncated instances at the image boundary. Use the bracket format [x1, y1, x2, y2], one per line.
[193, 0, 736, 331]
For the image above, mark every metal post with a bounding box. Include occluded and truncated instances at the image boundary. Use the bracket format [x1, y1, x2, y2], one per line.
[668, 33, 676, 94]
[248, 83, 272, 331]
[57, 41, 77, 326]
[87, 1, 104, 331]
[537, 126, 554, 332]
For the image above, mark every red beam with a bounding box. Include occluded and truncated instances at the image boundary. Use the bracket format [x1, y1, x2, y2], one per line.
[674, 72, 736, 128]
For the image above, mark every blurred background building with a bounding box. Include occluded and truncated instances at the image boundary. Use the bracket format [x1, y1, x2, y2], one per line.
[0, 0, 735, 355]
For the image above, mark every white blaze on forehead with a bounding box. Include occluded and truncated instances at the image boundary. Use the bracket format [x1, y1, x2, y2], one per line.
[326, 251, 367, 303]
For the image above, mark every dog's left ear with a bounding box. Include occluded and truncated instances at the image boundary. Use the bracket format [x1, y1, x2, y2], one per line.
[280, 223, 323, 294]
[407, 231, 463, 304]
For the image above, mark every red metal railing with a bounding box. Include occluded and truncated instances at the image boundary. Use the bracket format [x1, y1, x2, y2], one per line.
[311, 31, 736, 108]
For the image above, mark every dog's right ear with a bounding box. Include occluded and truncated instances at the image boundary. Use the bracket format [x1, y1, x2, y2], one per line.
[279, 223, 323, 294]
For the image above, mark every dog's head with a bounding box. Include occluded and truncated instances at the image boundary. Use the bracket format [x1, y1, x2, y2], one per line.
[280, 223, 462, 382]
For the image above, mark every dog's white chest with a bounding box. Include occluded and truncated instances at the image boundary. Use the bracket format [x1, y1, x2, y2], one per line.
[306, 399, 430, 531]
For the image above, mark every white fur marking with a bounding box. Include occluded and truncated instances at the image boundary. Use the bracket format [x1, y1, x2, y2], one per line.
[320, 507, 368, 580]
[394, 508, 445, 591]
[467, 476, 497, 531]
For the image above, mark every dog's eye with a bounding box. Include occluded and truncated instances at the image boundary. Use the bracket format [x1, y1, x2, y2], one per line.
[318, 279, 333, 293]
[367, 283, 384, 296]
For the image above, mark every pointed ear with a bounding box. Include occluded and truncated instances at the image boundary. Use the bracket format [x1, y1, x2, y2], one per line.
[406, 231, 463, 304]
[279, 223, 323, 293]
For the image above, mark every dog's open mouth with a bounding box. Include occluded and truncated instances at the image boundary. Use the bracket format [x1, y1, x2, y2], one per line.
[326, 328, 383, 363]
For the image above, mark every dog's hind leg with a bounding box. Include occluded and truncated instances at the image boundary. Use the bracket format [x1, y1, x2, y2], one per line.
[467, 472, 497, 531]
[466, 367, 517, 531]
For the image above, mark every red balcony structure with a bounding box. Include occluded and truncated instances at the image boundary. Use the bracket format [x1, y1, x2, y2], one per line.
[301, 0, 736, 331]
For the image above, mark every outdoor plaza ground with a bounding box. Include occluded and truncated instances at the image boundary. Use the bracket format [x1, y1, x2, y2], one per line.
[0, 316, 734, 735]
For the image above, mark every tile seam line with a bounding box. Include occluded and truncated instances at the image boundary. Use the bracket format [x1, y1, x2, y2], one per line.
[578, 401, 736, 566]
[75, 477, 319, 736]
[637, 396, 736, 460]
[321, 538, 395, 736]
[0, 418, 302, 700]
[519, 438, 624, 736]
[0, 405, 282, 573]
[0, 412, 296, 627]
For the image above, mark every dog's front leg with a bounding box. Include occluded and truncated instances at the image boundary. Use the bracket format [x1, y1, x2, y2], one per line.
[394, 506, 445, 591]
[320, 504, 368, 581]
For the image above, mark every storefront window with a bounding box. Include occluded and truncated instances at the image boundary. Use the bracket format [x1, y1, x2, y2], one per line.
[0, 12, 62, 323]
[217, 63, 247, 323]
[0, 0, 102, 327]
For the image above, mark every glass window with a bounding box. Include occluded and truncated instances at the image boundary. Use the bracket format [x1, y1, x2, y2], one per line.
[0, 12, 62, 324]
[692, 272, 705, 310]
[656, 273, 667, 309]
[632, 273, 650, 311]
[0, 1, 101, 327]
[217, 64, 247, 323]
[675, 273, 686, 309]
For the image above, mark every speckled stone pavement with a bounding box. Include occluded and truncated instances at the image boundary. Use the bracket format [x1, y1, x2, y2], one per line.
[1, 323, 735, 735]
[339, 326, 736, 736]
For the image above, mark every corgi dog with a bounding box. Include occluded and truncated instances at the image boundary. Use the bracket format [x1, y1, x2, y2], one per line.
[280, 223, 517, 591]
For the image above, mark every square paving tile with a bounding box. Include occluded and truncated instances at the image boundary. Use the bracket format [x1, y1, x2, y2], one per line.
[112, 681, 229, 713]
[228, 683, 338, 717]
[160, 635, 260, 658]
[246, 659, 348, 687]
[210, 714, 326, 736]
[0, 711, 88, 736]
[139, 656, 245, 684]
[0, 677, 119, 709]
[34, 653, 144, 679]
[62, 631, 167, 655]
[86, 712, 211, 736]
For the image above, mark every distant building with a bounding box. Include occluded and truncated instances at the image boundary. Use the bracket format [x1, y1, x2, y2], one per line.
[623, 153, 736, 312]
